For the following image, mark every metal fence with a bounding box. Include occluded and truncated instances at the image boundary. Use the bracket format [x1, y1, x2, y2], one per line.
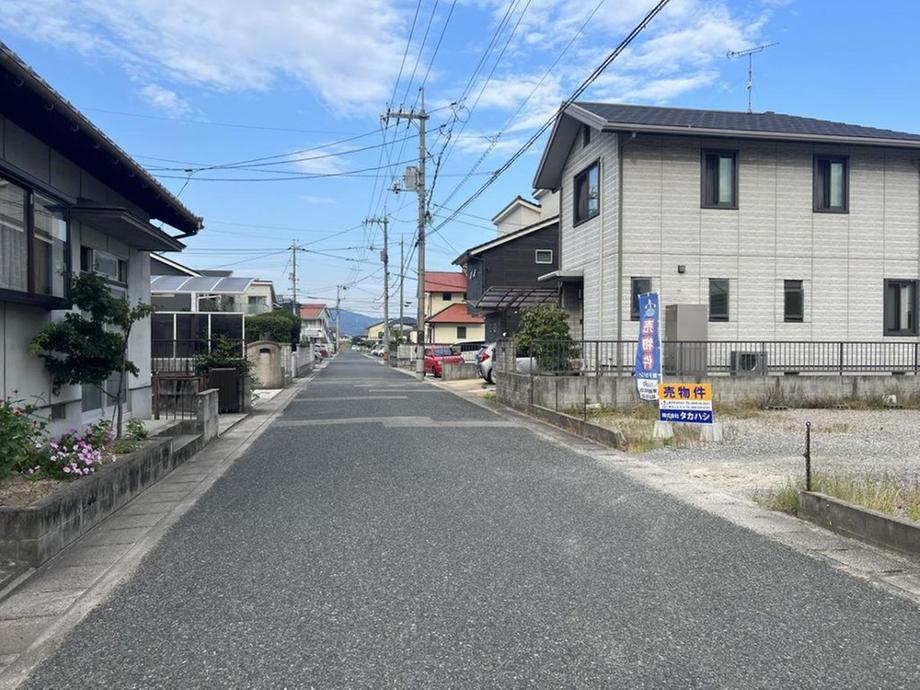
[151, 338, 246, 419]
[502, 339, 920, 377]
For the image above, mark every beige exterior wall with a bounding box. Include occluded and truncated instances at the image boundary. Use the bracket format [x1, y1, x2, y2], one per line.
[428, 322, 485, 344]
[1, 114, 157, 432]
[558, 127, 619, 340]
[557, 128, 920, 344]
[424, 290, 466, 322]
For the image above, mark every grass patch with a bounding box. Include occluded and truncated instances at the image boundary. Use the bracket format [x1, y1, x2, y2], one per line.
[754, 472, 920, 523]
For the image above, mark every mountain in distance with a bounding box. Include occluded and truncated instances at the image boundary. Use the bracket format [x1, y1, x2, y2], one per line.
[331, 309, 379, 337]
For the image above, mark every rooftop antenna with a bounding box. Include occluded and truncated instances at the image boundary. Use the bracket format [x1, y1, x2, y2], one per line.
[727, 42, 778, 113]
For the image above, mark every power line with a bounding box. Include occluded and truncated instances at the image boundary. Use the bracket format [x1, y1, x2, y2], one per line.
[154, 158, 416, 182]
[84, 107, 360, 135]
[428, 0, 672, 239]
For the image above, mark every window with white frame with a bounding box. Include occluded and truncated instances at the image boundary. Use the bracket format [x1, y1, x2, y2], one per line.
[535, 249, 553, 264]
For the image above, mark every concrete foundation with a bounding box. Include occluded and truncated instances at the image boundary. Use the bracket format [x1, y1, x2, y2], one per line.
[799, 491, 920, 557]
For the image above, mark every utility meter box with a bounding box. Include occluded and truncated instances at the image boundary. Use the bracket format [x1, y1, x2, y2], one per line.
[663, 304, 708, 376]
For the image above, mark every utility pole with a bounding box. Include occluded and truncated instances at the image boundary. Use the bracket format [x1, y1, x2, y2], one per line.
[364, 216, 390, 363]
[335, 284, 347, 353]
[382, 87, 427, 378]
[399, 234, 405, 351]
[288, 240, 301, 316]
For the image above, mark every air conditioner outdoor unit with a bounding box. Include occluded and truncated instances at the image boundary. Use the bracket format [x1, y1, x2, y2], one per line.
[730, 351, 767, 375]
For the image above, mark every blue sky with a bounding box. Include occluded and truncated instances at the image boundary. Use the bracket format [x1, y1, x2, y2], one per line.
[2, 0, 918, 317]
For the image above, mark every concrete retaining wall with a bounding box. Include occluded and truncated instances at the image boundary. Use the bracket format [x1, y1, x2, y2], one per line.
[197, 389, 219, 444]
[497, 371, 920, 409]
[0, 437, 181, 565]
[798, 491, 920, 557]
[441, 362, 480, 381]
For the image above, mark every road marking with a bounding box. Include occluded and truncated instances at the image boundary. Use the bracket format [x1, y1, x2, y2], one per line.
[273, 417, 516, 428]
[292, 396, 409, 402]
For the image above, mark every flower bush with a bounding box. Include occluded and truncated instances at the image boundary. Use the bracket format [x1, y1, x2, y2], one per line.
[24, 420, 115, 480]
[0, 393, 48, 478]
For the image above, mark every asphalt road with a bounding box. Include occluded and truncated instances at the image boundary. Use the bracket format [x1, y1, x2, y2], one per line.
[24, 352, 920, 688]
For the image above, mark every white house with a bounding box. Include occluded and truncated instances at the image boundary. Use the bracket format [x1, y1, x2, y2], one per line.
[534, 103, 920, 353]
[0, 43, 203, 432]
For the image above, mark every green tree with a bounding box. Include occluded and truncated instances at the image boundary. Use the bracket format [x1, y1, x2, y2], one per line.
[30, 272, 152, 438]
[246, 309, 301, 346]
[515, 304, 578, 372]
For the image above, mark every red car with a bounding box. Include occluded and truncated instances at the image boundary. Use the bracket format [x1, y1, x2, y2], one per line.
[423, 346, 463, 377]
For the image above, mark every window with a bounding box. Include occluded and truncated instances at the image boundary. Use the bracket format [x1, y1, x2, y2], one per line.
[535, 249, 553, 264]
[709, 279, 729, 322]
[814, 155, 848, 212]
[582, 124, 591, 148]
[784, 280, 804, 323]
[574, 161, 600, 225]
[884, 280, 918, 336]
[0, 179, 28, 293]
[457, 326, 467, 339]
[631, 277, 652, 321]
[0, 175, 69, 303]
[442, 292, 452, 301]
[81, 247, 127, 284]
[701, 150, 737, 208]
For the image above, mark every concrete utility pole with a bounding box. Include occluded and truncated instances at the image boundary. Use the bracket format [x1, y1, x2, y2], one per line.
[399, 234, 404, 350]
[364, 216, 390, 362]
[335, 284, 347, 352]
[288, 241, 301, 316]
[382, 88, 428, 378]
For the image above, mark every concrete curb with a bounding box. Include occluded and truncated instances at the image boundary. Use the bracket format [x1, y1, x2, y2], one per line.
[799, 491, 920, 558]
[501, 398, 626, 449]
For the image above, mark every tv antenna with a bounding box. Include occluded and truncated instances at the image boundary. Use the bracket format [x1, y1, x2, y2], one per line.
[727, 42, 778, 113]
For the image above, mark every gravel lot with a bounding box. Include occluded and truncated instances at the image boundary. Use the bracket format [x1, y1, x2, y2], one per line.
[612, 408, 920, 498]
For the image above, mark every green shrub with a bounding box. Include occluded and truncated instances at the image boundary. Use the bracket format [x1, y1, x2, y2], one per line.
[194, 337, 253, 377]
[126, 418, 148, 440]
[246, 309, 301, 346]
[515, 304, 578, 372]
[0, 394, 48, 478]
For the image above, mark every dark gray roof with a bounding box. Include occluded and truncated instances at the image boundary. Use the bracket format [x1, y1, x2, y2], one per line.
[535, 102, 920, 190]
[572, 102, 920, 143]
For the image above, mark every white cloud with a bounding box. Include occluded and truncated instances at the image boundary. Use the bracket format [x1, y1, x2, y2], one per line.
[137, 84, 194, 116]
[2, 0, 413, 114]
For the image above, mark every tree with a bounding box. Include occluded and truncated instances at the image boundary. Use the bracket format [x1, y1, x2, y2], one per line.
[246, 309, 301, 346]
[30, 272, 152, 438]
[515, 304, 578, 372]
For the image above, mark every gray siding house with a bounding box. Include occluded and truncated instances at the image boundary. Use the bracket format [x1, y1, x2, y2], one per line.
[534, 103, 920, 350]
[0, 43, 202, 433]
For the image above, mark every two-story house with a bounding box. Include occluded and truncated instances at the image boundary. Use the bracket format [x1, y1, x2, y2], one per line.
[299, 303, 332, 346]
[534, 103, 920, 353]
[454, 193, 560, 342]
[0, 43, 203, 432]
[423, 271, 484, 343]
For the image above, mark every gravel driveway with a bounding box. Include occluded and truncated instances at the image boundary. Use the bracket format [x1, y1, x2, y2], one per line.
[637, 409, 920, 498]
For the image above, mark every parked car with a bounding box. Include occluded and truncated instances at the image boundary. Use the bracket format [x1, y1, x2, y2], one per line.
[452, 340, 486, 363]
[424, 346, 464, 378]
[318, 346, 330, 358]
[477, 343, 496, 384]
[369, 344, 382, 357]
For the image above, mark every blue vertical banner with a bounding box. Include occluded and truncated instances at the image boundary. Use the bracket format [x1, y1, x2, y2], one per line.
[634, 292, 661, 401]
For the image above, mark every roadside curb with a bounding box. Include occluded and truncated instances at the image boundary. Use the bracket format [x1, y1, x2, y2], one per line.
[429, 381, 920, 607]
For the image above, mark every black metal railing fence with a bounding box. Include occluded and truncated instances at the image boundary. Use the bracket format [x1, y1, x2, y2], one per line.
[495, 339, 920, 377]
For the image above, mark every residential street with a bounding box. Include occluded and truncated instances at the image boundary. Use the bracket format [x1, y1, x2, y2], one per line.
[22, 352, 920, 687]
